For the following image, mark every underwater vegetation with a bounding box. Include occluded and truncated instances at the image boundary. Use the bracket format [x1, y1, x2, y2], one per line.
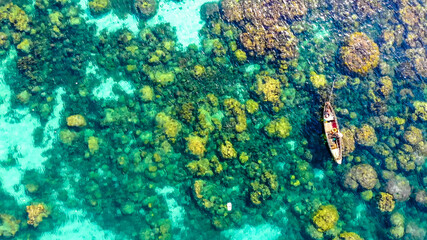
[0, 0, 425, 239]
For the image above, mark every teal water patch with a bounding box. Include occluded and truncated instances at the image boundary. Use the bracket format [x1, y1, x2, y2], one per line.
[156, 187, 187, 237]
[79, 0, 139, 35]
[86, 62, 135, 101]
[222, 223, 282, 240]
[312, 23, 330, 41]
[0, 50, 65, 205]
[286, 140, 297, 151]
[40, 209, 119, 240]
[147, 0, 219, 48]
[313, 168, 325, 180]
[244, 64, 261, 74]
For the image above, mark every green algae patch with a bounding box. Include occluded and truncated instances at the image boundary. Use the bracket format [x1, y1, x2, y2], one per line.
[149, 70, 175, 86]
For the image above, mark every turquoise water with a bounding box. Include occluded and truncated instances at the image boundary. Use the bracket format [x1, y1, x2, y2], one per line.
[0, 0, 426, 239]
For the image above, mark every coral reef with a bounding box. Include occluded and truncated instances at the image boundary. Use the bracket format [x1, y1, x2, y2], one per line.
[17, 39, 31, 53]
[399, 4, 425, 27]
[413, 55, 427, 77]
[340, 32, 380, 75]
[240, 23, 299, 60]
[310, 71, 327, 89]
[377, 76, 393, 97]
[403, 126, 423, 146]
[221, 0, 307, 24]
[89, 0, 110, 15]
[0, 3, 30, 31]
[221, 0, 305, 60]
[344, 164, 378, 190]
[386, 175, 412, 202]
[355, 0, 382, 19]
[341, 127, 356, 156]
[191, 179, 239, 229]
[187, 134, 207, 157]
[192, 65, 205, 78]
[134, 0, 158, 19]
[0, 214, 20, 237]
[187, 156, 222, 176]
[0, 0, 425, 238]
[415, 190, 427, 208]
[88, 136, 99, 154]
[255, 75, 283, 108]
[355, 124, 377, 147]
[250, 180, 271, 205]
[245, 99, 259, 114]
[255, 74, 284, 110]
[389, 212, 405, 239]
[66, 114, 87, 127]
[312, 205, 339, 232]
[338, 232, 364, 240]
[361, 190, 373, 201]
[246, 163, 279, 205]
[377, 192, 395, 212]
[306, 224, 324, 239]
[234, 49, 247, 62]
[220, 141, 237, 159]
[223, 98, 247, 132]
[59, 129, 77, 145]
[265, 117, 292, 138]
[148, 69, 175, 86]
[412, 101, 427, 121]
[155, 112, 182, 140]
[27, 203, 49, 227]
[0, 32, 8, 47]
[16, 90, 31, 103]
[139, 85, 154, 102]
[405, 222, 426, 240]
[194, 180, 205, 199]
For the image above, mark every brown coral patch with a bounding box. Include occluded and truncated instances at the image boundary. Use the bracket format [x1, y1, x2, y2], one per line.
[340, 32, 380, 75]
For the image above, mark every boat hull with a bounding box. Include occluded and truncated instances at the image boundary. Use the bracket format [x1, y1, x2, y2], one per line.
[323, 102, 343, 164]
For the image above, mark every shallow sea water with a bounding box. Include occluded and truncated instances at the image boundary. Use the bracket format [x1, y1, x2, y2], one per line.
[0, 0, 426, 239]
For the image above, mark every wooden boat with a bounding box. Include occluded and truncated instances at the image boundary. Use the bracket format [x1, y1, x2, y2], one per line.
[323, 102, 343, 164]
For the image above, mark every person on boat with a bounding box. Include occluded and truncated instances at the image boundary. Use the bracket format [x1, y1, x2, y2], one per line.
[324, 110, 334, 121]
[330, 131, 343, 144]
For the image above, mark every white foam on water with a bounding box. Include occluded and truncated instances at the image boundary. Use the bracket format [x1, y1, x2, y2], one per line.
[40, 208, 118, 240]
[222, 223, 282, 240]
[79, 0, 139, 35]
[0, 50, 66, 205]
[147, 0, 219, 48]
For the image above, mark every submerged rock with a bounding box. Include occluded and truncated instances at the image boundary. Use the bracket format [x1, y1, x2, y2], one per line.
[312, 205, 339, 232]
[344, 164, 378, 190]
[386, 175, 412, 202]
[340, 32, 380, 75]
